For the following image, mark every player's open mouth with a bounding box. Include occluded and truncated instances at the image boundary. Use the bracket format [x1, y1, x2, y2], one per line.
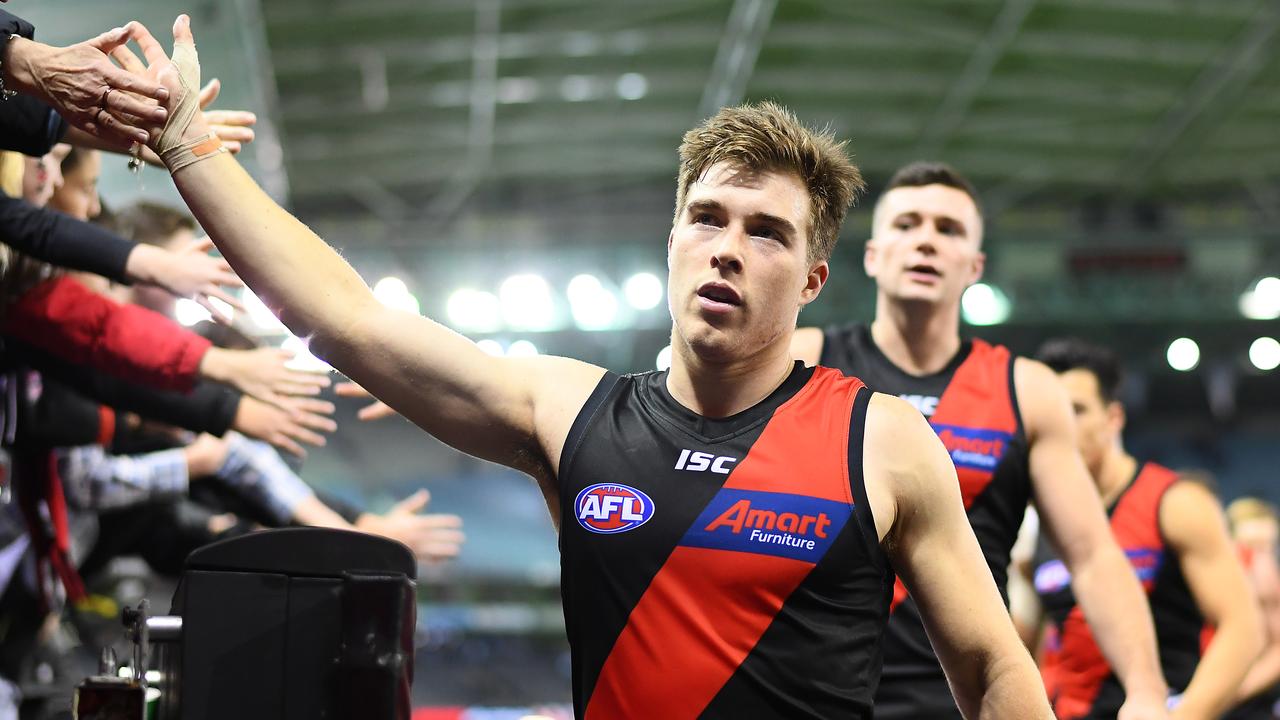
[697, 282, 742, 311]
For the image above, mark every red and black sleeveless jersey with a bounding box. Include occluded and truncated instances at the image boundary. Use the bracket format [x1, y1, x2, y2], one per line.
[1033, 462, 1203, 719]
[821, 323, 1030, 719]
[557, 362, 892, 719]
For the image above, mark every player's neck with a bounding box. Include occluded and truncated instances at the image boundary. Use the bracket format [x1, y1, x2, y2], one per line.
[1096, 448, 1139, 507]
[667, 338, 795, 419]
[870, 297, 963, 375]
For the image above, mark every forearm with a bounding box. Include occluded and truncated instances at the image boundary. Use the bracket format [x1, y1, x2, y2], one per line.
[289, 495, 354, 530]
[1070, 542, 1167, 697]
[58, 445, 189, 511]
[1178, 612, 1263, 717]
[216, 433, 317, 525]
[971, 651, 1053, 720]
[0, 197, 135, 281]
[1237, 644, 1280, 701]
[170, 154, 374, 346]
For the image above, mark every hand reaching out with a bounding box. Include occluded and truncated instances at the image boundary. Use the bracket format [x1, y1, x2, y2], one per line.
[356, 490, 465, 563]
[125, 236, 244, 320]
[335, 381, 398, 421]
[3, 23, 169, 145]
[202, 346, 332, 410]
[102, 16, 214, 161]
[231, 395, 337, 458]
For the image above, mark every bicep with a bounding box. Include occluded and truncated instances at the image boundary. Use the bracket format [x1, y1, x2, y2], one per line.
[877, 399, 1021, 672]
[1164, 484, 1255, 626]
[1020, 360, 1112, 564]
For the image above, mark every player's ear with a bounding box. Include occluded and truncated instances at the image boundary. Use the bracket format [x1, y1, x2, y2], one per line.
[800, 260, 828, 306]
[863, 237, 879, 279]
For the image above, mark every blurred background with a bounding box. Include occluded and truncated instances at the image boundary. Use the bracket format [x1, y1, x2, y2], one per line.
[22, 0, 1280, 711]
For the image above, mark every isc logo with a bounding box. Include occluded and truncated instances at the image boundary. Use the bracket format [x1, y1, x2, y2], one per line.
[575, 483, 655, 534]
[674, 449, 738, 474]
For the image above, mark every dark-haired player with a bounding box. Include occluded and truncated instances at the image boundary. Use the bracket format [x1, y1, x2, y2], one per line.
[792, 162, 1170, 719]
[1031, 338, 1260, 719]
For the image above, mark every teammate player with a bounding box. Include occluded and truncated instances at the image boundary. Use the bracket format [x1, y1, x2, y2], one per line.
[1032, 338, 1261, 718]
[790, 162, 1170, 719]
[122, 17, 1053, 719]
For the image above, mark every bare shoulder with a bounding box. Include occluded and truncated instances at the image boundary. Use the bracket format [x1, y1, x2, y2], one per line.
[518, 354, 611, 475]
[1159, 479, 1228, 548]
[790, 327, 825, 366]
[863, 392, 955, 541]
[1013, 356, 1070, 439]
[865, 391, 935, 453]
[1012, 356, 1062, 402]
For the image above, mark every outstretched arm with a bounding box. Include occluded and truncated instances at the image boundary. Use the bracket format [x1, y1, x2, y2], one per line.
[1019, 358, 1169, 719]
[869, 393, 1052, 719]
[133, 17, 603, 479]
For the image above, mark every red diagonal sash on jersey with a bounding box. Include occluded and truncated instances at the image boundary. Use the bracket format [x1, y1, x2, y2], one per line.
[584, 370, 862, 720]
[890, 340, 1016, 612]
[1046, 463, 1176, 719]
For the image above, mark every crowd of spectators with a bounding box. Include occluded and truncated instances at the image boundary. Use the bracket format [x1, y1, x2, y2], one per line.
[0, 10, 463, 718]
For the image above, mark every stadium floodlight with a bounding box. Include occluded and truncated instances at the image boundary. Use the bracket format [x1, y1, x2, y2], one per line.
[1166, 338, 1200, 372]
[373, 276, 421, 314]
[961, 283, 1011, 326]
[500, 274, 556, 331]
[476, 339, 504, 356]
[616, 73, 648, 100]
[1249, 337, 1280, 372]
[623, 272, 664, 311]
[508, 340, 539, 357]
[567, 274, 619, 331]
[1240, 277, 1280, 320]
[448, 289, 502, 332]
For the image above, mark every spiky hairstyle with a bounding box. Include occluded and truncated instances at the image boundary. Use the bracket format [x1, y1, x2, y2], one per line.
[674, 101, 865, 262]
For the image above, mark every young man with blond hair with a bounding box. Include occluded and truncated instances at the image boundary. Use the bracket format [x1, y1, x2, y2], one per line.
[124, 17, 1053, 718]
[791, 162, 1171, 719]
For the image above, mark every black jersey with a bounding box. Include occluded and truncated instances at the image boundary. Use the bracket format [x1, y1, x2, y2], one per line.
[1034, 462, 1202, 719]
[821, 323, 1031, 719]
[557, 362, 892, 719]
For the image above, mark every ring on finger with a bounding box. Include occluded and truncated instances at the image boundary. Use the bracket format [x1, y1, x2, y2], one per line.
[99, 87, 113, 109]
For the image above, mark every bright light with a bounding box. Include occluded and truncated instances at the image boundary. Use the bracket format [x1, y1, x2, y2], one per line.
[281, 335, 332, 373]
[623, 272, 664, 310]
[961, 283, 1011, 326]
[208, 296, 235, 323]
[566, 274, 619, 330]
[507, 340, 539, 357]
[1240, 276, 1280, 320]
[616, 73, 648, 100]
[447, 289, 501, 332]
[656, 344, 672, 371]
[243, 288, 284, 331]
[373, 276, 420, 314]
[1166, 337, 1200, 372]
[1249, 337, 1280, 371]
[560, 75, 595, 102]
[174, 298, 211, 326]
[476, 339, 504, 356]
[499, 274, 556, 330]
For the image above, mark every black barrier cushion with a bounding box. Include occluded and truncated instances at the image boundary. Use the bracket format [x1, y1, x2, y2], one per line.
[182, 527, 416, 579]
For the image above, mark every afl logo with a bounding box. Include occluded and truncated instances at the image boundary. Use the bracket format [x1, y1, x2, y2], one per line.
[575, 483, 655, 534]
